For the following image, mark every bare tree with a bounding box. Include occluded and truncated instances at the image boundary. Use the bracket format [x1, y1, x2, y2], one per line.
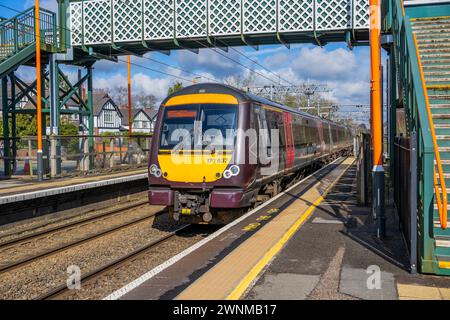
[224, 70, 256, 91]
[133, 93, 157, 109]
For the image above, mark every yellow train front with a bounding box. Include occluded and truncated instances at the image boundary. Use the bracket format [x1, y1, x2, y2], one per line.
[148, 83, 353, 224]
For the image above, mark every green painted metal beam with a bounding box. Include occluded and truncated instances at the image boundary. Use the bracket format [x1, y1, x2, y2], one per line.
[1, 76, 11, 177]
[87, 65, 94, 170]
[405, 3, 450, 19]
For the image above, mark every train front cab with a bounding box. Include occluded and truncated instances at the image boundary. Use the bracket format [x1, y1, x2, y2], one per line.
[148, 91, 259, 223]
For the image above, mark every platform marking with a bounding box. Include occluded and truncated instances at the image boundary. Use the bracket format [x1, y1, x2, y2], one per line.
[256, 215, 271, 221]
[103, 157, 344, 300]
[226, 158, 354, 300]
[397, 283, 450, 300]
[243, 223, 261, 232]
[311, 217, 344, 225]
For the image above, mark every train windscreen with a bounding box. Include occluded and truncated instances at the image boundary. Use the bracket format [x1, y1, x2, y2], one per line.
[159, 104, 238, 150]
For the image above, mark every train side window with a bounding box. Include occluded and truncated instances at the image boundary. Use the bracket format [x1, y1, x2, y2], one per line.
[323, 125, 330, 145]
[256, 107, 271, 155]
[266, 110, 284, 149]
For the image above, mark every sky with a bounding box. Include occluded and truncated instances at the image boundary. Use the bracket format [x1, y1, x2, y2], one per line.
[1, 0, 383, 124]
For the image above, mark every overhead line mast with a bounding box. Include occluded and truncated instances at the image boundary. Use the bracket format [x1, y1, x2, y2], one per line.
[369, 0, 385, 239]
[35, 0, 43, 181]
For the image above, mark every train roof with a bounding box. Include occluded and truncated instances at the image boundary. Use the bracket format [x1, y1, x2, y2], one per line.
[163, 83, 349, 129]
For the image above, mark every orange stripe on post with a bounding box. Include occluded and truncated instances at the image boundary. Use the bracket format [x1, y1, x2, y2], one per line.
[369, 0, 382, 167]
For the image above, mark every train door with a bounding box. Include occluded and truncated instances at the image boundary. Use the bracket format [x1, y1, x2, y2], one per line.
[318, 121, 324, 154]
[283, 112, 295, 169]
[255, 106, 270, 176]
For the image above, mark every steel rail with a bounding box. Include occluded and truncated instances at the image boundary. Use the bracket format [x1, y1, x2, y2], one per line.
[0, 209, 164, 274]
[36, 225, 190, 300]
[0, 199, 149, 248]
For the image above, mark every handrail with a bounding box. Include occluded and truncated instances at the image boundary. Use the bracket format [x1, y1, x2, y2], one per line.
[0, 6, 58, 65]
[413, 33, 448, 230]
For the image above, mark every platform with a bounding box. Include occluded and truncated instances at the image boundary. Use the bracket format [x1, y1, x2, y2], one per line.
[105, 157, 450, 300]
[0, 169, 147, 205]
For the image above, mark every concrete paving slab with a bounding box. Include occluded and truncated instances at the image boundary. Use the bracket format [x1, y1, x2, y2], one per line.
[439, 287, 450, 299]
[339, 266, 397, 300]
[247, 273, 320, 300]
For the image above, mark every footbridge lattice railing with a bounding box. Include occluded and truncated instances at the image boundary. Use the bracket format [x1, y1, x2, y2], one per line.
[68, 0, 369, 46]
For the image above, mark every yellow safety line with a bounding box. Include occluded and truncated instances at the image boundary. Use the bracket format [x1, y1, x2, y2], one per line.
[226, 158, 355, 300]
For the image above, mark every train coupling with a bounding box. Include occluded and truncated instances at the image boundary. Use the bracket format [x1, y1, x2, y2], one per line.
[173, 191, 212, 223]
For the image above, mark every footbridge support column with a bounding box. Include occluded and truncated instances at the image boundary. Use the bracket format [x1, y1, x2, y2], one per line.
[370, 0, 386, 238]
[1, 76, 11, 177]
[49, 54, 61, 178]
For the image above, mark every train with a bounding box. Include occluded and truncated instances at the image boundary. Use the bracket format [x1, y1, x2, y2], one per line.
[148, 83, 353, 224]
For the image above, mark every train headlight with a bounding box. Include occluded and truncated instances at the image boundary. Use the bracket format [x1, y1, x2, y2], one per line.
[223, 170, 232, 179]
[229, 165, 240, 176]
[223, 165, 240, 179]
[150, 164, 162, 178]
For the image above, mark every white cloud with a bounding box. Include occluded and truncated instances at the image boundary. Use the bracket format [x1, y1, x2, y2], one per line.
[291, 47, 369, 82]
[95, 73, 172, 103]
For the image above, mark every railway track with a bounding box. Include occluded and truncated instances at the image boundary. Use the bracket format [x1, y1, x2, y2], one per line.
[36, 224, 190, 300]
[0, 199, 150, 248]
[0, 203, 165, 274]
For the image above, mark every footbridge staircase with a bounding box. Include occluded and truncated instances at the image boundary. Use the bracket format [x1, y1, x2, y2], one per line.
[389, 0, 450, 275]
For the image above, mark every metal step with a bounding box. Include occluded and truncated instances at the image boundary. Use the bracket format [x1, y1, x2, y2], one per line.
[434, 220, 450, 228]
[433, 203, 450, 210]
[421, 53, 450, 60]
[425, 71, 450, 76]
[432, 113, 450, 119]
[411, 17, 450, 25]
[436, 135, 450, 140]
[423, 65, 450, 71]
[426, 78, 450, 83]
[418, 37, 450, 43]
[422, 58, 450, 65]
[412, 24, 450, 32]
[421, 48, 450, 54]
[429, 94, 450, 100]
[416, 33, 450, 40]
[430, 104, 450, 108]
[437, 254, 450, 263]
[413, 28, 450, 35]
[419, 43, 450, 50]
[435, 236, 450, 248]
[428, 85, 450, 91]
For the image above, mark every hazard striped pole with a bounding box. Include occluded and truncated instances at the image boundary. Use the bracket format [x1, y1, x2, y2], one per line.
[35, 0, 44, 181]
[370, 0, 385, 238]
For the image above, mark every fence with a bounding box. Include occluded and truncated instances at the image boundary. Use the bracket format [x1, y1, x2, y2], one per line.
[393, 133, 417, 272]
[355, 131, 371, 206]
[0, 134, 152, 177]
